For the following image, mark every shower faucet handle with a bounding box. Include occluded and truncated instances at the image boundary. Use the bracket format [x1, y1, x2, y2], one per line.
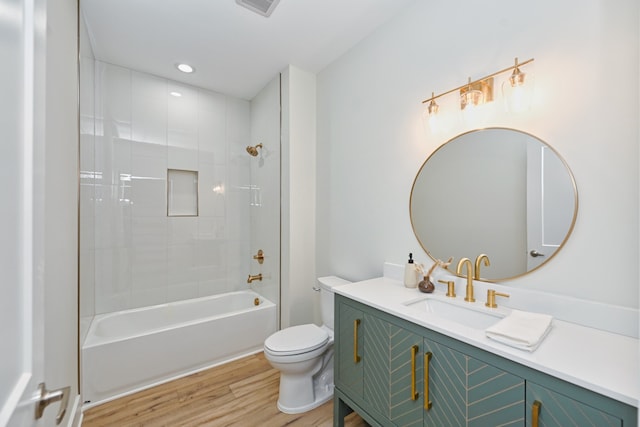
[253, 249, 264, 264]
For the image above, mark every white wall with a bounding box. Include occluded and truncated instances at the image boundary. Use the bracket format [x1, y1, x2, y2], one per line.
[44, 0, 79, 423]
[281, 65, 319, 327]
[317, 0, 639, 308]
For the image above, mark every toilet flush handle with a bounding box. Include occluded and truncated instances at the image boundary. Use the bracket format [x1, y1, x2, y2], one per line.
[312, 286, 321, 292]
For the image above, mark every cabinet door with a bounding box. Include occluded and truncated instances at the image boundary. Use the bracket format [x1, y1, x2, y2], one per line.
[364, 314, 423, 426]
[423, 339, 525, 427]
[526, 382, 621, 427]
[336, 302, 364, 399]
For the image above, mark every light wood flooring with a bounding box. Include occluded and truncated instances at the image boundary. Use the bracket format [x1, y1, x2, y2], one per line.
[82, 352, 368, 427]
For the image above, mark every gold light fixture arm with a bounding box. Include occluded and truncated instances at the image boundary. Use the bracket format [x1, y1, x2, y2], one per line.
[421, 57, 534, 104]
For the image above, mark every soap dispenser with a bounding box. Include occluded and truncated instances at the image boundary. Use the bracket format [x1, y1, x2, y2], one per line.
[404, 253, 418, 288]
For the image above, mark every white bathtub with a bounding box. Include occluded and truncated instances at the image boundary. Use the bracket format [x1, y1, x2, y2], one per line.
[82, 291, 277, 406]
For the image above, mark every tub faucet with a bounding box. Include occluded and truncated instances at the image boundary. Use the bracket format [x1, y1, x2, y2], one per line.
[456, 258, 475, 302]
[474, 254, 490, 280]
[247, 273, 262, 283]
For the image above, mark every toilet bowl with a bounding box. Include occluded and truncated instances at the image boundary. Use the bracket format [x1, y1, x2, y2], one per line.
[263, 276, 350, 414]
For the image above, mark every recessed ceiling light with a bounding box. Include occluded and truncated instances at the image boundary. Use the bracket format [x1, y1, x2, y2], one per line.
[176, 63, 194, 73]
[170, 91, 182, 97]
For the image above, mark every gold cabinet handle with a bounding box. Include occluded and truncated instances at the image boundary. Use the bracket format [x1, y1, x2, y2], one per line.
[424, 351, 433, 410]
[353, 319, 361, 364]
[532, 400, 541, 427]
[411, 345, 419, 400]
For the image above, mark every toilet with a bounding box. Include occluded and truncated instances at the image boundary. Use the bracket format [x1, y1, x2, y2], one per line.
[263, 276, 351, 414]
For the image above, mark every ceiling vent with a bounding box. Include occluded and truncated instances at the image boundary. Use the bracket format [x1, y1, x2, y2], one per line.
[236, 0, 281, 17]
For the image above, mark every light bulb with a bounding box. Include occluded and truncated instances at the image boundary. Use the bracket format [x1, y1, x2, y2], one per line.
[176, 63, 194, 73]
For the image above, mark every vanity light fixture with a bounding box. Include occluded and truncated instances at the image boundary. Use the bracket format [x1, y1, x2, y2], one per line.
[425, 92, 440, 129]
[176, 63, 194, 73]
[422, 57, 534, 118]
[502, 57, 535, 113]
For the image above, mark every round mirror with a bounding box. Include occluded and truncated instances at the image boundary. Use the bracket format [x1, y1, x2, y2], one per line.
[410, 128, 578, 281]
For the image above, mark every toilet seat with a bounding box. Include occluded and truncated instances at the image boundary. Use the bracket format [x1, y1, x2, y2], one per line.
[264, 324, 329, 356]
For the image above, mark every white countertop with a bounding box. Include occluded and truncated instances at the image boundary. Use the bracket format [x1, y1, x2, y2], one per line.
[333, 276, 639, 407]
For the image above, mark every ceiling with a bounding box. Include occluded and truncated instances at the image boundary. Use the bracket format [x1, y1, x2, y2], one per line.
[81, 0, 415, 100]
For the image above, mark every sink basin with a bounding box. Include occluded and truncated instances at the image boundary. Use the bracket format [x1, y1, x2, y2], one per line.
[404, 297, 505, 330]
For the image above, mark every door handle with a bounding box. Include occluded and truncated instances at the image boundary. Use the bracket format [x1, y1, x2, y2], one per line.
[529, 250, 545, 257]
[532, 400, 541, 427]
[353, 319, 361, 363]
[35, 382, 70, 425]
[424, 351, 433, 410]
[410, 345, 419, 400]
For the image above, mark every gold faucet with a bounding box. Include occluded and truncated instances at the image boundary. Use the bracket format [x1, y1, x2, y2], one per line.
[437, 280, 456, 298]
[485, 289, 510, 308]
[247, 273, 262, 283]
[456, 258, 475, 302]
[474, 254, 490, 280]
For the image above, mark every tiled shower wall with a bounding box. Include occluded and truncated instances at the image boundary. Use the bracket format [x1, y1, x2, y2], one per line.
[81, 60, 252, 316]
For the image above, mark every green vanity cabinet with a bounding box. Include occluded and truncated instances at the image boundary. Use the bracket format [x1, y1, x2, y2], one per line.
[336, 301, 364, 399]
[334, 294, 637, 427]
[363, 313, 423, 425]
[525, 382, 622, 426]
[423, 338, 524, 426]
[334, 295, 525, 426]
[335, 300, 424, 425]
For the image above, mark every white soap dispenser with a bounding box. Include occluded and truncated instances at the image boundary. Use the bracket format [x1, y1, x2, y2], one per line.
[404, 253, 418, 288]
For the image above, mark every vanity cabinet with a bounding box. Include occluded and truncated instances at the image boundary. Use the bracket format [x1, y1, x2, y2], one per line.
[334, 294, 637, 427]
[526, 382, 621, 426]
[336, 302, 364, 399]
[335, 296, 524, 426]
[423, 338, 524, 426]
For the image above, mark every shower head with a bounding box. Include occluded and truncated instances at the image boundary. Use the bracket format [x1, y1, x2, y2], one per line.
[246, 143, 263, 157]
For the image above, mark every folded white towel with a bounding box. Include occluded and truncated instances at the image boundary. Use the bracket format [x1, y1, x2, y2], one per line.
[485, 309, 553, 352]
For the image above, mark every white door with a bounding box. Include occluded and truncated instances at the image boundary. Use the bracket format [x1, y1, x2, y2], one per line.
[1, 0, 69, 425]
[526, 144, 575, 271]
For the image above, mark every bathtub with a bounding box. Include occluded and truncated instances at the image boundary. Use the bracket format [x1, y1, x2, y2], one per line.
[81, 291, 277, 406]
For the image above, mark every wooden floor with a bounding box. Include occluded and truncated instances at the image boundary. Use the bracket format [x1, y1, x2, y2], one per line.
[82, 352, 368, 427]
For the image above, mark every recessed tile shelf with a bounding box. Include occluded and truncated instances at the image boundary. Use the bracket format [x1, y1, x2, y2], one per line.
[167, 169, 198, 217]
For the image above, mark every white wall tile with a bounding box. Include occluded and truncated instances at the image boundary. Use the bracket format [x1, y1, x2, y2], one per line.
[131, 161, 167, 218]
[132, 216, 167, 247]
[132, 71, 167, 145]
[198, 91, 226, 164]
[198, 164, 226, 217]
[167, 282, 199, 303]
[198, 279, 231, 297]
[169, 217, 198, 245]
[167, 147, 198, 170]
[102, 64, 132, 138]
[94, 184, 132, 249]
[130, 288, 166, 309]
[198, 217, 226, 241]
[132, 245, 168, 290]
[132, 140, 167, 158]
[168, 83, 198, 150]
[94, 247, 132, 314]
[168, 244, 198, 286]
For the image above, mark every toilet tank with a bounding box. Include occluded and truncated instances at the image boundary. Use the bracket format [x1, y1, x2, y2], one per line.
[318, 276, 352, 330]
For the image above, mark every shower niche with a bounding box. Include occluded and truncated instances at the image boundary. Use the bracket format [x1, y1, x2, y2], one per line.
[167, 169, 199, 217]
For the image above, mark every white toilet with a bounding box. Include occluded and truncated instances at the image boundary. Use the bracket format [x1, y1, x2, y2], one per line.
[263, 276, 351, 414]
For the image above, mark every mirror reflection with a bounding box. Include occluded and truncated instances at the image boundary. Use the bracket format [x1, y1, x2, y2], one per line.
[410, 128, 578, 281]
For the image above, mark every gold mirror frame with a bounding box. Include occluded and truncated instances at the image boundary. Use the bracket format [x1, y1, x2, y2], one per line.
[410, 128, 578, 282]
